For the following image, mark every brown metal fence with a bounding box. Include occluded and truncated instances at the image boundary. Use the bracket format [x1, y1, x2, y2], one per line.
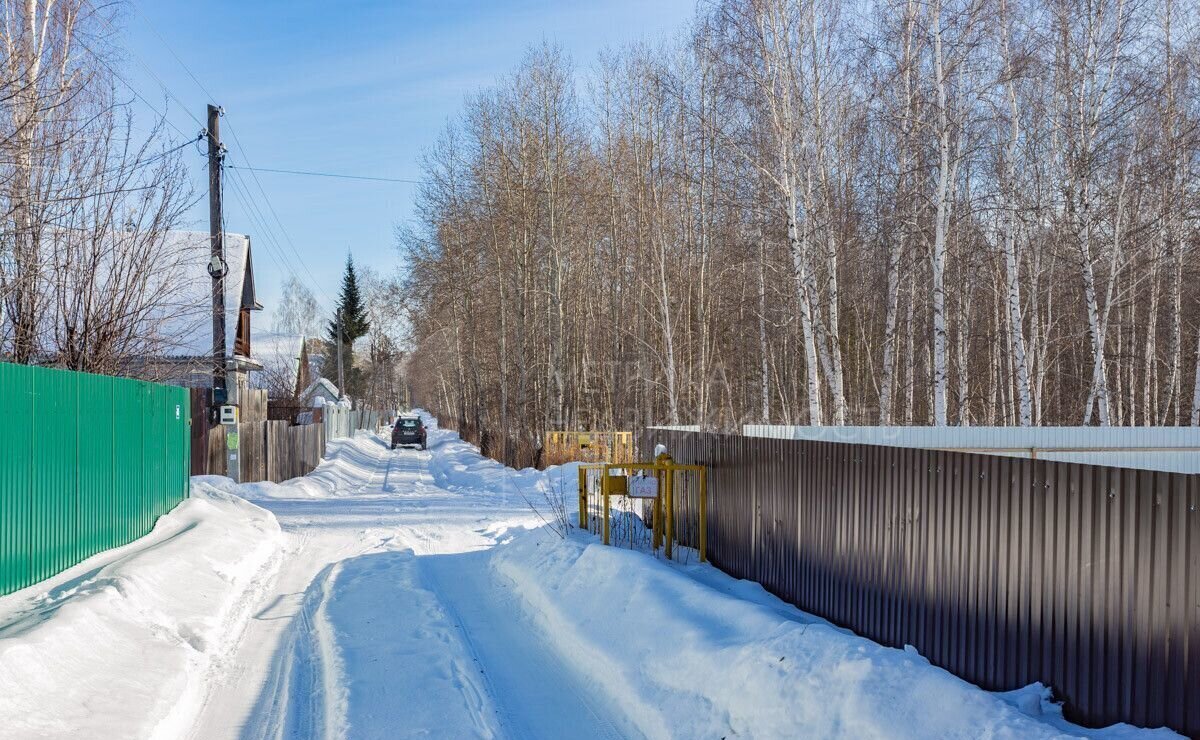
[641, 429, 1200, 737]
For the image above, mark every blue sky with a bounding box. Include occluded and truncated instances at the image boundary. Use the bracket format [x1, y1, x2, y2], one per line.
[118, 0, 695, 323]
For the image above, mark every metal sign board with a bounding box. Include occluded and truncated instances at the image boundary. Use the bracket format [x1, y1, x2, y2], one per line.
[628, 475, 659, 499]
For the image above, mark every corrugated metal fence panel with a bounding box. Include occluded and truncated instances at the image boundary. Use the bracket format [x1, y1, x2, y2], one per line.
[144, 382, 167, 523]
[77, 374, 115, 562]
[642, 429, 1199, 737]
[30, 367, 77, 583]
[1, 363, 35, 593]
[742, 424, 1200, 448]
[112, 376, 142, 543]
[0, 363, 189, 597]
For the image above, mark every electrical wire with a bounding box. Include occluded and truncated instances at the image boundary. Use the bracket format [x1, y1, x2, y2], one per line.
[224, 163, 334, 318]
[225, 163, 753, 213]
[221, 120, 337, 307]
[74, 35, 201, 144]
[128, 1, 219, 104]
[97, 0, 335, 310]
[74, 2, 206, 143]
[223, 165, 301, 279]
[226, 165, 421, 185]
[0, 131, 202, 174]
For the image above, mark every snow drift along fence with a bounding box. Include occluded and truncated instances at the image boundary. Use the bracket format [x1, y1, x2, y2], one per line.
[1, 363, 190, 597]
[640, 429, 1200, 737]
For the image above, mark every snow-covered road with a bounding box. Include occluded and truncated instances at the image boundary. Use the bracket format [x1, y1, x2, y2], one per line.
[191, 429, 636, 740]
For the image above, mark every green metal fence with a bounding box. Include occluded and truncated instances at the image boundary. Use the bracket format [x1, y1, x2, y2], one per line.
[1, 362, 190, 596]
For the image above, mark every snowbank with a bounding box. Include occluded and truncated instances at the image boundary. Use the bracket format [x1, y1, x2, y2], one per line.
[421, 411, 581, 516]
[0, 480, 283, 740]
[235, 432, 392, 499]
[492, 532, 1175, 739]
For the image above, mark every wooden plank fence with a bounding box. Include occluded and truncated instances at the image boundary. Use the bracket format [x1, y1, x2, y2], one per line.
[641, 429, 1200, 737]
[265, 421, 325, 482]
[189, 388, 325, 483]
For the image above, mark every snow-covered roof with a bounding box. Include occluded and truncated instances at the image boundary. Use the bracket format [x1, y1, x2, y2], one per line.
[249, 330, 305, 397]
[301, 377, 341, 405]
[155, 231, 259, 359]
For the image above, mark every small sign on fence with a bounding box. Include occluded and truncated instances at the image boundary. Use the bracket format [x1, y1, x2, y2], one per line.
[628, 475, 659, 499]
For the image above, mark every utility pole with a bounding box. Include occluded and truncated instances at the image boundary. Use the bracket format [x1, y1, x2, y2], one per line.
[207, 103, 240, 483]
[207, 104, 226, 399]
[336, 310, 345, 402]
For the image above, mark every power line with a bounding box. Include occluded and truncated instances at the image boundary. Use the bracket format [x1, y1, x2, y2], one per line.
[102, 0, 336, 311]
[74, 35, 201, 143]
[80, 1, 206, 137]
[224, 164, 335, 318]
[227, 164, 421, 185]
[228, 162, 760, 212]
[0, 131, 203, 174]
[129, 0, 218, 104]
[223, 166, 303, 281]
[221, 122, 337, 307]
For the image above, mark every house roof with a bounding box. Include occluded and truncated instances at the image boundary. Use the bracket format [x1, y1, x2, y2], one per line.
[301, 377, 340, 403]
[156, 231, 259, 359]
[249, 330, 305, 397]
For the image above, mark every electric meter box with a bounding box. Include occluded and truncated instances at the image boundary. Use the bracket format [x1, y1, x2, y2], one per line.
[219, 405, 239, 426]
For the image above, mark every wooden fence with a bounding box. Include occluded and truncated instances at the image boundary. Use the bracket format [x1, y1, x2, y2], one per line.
[640, 429, 1200, 737]
[189, 389, 325, 483]
[267, 401, 308, 424]
[264, 421, 325, 482]
[544, 431, 635, 467]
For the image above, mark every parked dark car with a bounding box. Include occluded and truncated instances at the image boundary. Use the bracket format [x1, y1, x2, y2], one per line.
[391, 415, 427, 450]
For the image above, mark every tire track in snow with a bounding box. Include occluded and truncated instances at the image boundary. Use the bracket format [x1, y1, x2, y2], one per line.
[192, 434, 638, 739]
[419, 552, 638, 740]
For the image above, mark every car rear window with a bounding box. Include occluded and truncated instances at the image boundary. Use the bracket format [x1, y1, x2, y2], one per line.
[399, 419, 419, 428]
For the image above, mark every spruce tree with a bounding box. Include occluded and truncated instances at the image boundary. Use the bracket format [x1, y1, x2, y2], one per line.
[325, 254, 370, 398]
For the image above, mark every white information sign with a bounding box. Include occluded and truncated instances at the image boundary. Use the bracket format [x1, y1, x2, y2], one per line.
[628, 475, 659, 499]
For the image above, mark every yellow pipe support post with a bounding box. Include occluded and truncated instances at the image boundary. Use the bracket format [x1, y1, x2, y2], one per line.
[578, 466, 588, 530]
[664, 466, 674, 561]
[653, 452, 672, 555]
[602, 469, 611, 546]
[652, 467, 663, 551]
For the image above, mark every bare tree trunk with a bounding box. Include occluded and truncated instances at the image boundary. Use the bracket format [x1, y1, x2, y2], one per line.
[1000, 0, 1033, 425]
[758, 231, 771, 423]
[929, 0, 952, 425]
